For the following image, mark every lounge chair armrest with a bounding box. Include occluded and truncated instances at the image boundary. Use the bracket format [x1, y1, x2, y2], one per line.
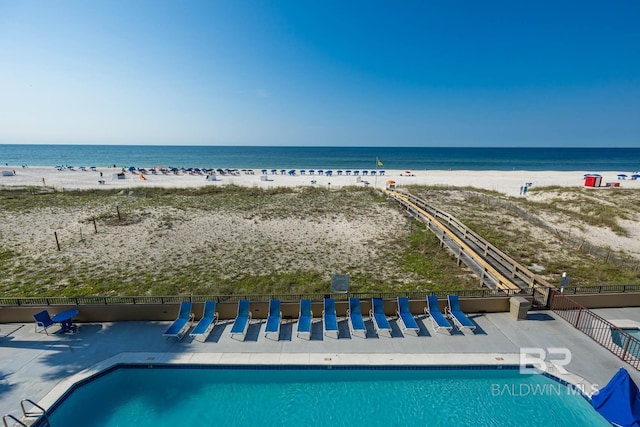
[310, 310, 313, 318]
[214, 312, 219, 322]
[369, 309, 373, 318]
[424, 307, 428, 315]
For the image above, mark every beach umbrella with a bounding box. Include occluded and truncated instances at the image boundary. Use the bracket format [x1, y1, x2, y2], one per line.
[632, 174, 640, 179]
[386, 180, 396, 184]
[405, 170, 412, 174]
[128, 166, 136, 171]
[618, 174, 628, 177]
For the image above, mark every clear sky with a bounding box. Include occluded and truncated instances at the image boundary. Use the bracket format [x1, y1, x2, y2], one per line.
[1, 1, 639, 147]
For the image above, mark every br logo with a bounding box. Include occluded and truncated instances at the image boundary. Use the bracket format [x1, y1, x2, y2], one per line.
[520, 347, 572, 375]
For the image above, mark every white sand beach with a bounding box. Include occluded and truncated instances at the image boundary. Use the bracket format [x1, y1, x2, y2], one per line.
[2, 166, 639, 196]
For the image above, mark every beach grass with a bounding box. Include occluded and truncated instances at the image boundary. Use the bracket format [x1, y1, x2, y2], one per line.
[0, 186, 481, 297]
[405, 185, 640, 287]
[2, 184, 638, 297]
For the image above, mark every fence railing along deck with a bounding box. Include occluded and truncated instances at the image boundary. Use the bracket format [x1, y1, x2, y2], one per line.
[0, 288, 529, 307]
[550, 291, 640, 371]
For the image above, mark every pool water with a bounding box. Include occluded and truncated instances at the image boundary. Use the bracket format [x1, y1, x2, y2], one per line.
[46, 366, 608, 427]
[612, 327, 640, 358]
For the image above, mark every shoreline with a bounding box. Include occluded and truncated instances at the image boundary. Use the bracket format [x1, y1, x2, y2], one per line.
[1, 166, 639, 197]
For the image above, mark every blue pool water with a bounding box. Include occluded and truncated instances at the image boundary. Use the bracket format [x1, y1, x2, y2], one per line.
[46, 365, 608, 427]
[612, 328, 640, 358]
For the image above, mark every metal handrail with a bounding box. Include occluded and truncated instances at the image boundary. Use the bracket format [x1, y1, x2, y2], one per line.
[2, 414, 27, 427]
[20, 399, 48, 421]
[551, 291, 640, 370]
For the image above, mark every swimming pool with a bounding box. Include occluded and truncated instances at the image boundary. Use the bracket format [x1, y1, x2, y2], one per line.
[43, 365, 608, 426]
[611, 327, 640, 358]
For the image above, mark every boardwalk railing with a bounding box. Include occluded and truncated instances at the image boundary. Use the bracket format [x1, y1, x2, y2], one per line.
[388, 190, 554, 291]
[550, 291, 640, 371]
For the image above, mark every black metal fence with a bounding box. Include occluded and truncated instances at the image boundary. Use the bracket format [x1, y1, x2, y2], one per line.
[0, 288, 531, 307]
[550, 291, 640, 371]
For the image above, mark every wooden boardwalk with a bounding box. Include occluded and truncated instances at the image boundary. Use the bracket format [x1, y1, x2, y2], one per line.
[385, 190, 553, 304]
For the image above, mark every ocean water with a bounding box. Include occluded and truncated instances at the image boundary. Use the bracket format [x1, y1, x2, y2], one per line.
[46, 366, 609, 427]
[1, 145, 639, 171]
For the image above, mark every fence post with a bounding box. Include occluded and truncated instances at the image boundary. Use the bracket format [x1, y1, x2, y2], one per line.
[574, 307, 583, 329]
[622, 332, 631, 362]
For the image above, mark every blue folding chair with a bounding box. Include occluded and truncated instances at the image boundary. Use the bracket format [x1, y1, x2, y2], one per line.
[230, 300, 252, 340]
[323, 298, 339, 338]
[297, 299, 313, 339]
[163, 302, 194, 340]
[264, 300, 282, 339]
[424, 296, 452, 334]
[189, 301, 219, 342]
[348, 298, 367, 338]
[396, 297, 420, 336]
[370, 298, 392, 337]
[33, 310, 57, 335]
[446, 295, 476, 332]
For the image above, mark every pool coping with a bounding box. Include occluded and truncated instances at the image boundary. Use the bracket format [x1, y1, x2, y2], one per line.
[37, 351, 597, 412]
[609, 319, 640, 329]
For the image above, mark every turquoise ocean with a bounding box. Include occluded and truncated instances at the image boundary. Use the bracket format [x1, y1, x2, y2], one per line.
[1, 145, 639, 171]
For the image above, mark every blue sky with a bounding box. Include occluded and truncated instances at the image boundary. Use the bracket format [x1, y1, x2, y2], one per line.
[1, 1, 638, 146]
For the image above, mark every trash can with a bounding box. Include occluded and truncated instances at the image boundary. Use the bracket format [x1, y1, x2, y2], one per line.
[509, 297, 531, 320]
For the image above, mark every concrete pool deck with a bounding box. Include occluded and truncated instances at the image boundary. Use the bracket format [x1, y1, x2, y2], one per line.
[2, 307, 640, 418]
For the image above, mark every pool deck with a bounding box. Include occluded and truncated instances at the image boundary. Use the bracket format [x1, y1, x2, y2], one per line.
[2, 307, 640, 418]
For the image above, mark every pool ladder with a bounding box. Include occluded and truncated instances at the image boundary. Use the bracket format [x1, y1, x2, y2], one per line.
[2, 399, 50, 427]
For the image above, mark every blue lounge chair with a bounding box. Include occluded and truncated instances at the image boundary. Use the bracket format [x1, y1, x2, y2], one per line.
[323, 298, 339, 338]
[446, 295, 476, 332]
[230, 300, 252, 340]
[370, 298, 392, 337]
[424, 296, 452, 334]
[163, 302, 194, 340]
[33, 310, 57, 335]
[264, 299, 282, 339]
[396, 297, 420, 336]
[296, 299, 313, 339]
[189, 301, 219, 342]
[347, 298, 367, 338]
